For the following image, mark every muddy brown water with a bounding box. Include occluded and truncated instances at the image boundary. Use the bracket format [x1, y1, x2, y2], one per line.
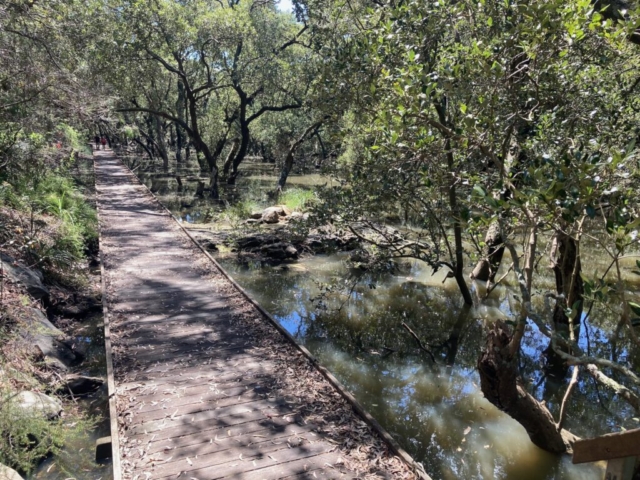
[122, 154, 640, 480]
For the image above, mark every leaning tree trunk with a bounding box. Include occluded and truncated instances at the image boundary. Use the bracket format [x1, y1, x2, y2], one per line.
[545, 231, 583, 376]
[478, 321, 577, 453]
[277, 121, 323, 193]
[227, 120, 250, 185]
[223, 139, 240, 178]
[471, 221, 505, 282]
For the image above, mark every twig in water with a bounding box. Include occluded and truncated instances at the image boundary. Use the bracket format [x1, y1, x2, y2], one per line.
[556, 365, 579, 431]
[401, 322, 436, 363]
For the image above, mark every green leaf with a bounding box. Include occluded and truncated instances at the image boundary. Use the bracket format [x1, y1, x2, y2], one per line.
[629, 302, 640, 317]
[487, 17, 493, 27]
[460, 103, 467, 114]
[473, 185, 486, 197]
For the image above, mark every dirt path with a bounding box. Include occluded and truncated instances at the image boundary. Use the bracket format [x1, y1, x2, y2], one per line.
[94, 150, 420, 480]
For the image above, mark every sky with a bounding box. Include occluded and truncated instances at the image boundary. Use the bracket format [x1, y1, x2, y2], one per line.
[277, 0, 293, 13]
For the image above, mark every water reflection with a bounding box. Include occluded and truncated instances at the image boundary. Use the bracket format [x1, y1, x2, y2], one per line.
[217, 254, 609, 479]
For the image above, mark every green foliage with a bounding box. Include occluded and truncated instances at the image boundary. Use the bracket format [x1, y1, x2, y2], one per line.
[0, 386, 97, 475]
[222, 199, 260, 223]
[279, 188, 316, 211]
[57, 124, 91, 156]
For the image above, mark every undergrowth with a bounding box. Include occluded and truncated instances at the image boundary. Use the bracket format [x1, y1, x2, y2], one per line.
[279, 188, 316, 211]
[0, 387, 94, 475]
[222, 199, 260, 224]
[0, 135, 97, 275]
[0, 125, 100, 475]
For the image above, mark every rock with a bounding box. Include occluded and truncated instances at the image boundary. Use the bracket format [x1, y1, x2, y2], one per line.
[14, 391, 62, 419]
[236, 234, 280, 250]
[199, 239, 219, 252]
[0, 464, 24, 480]
[17, 308, 76, 371]
[285, 245, 298, 257]
[61, 374, 104, 396]
[95, 437, 113, 463]
[19, 307, 64, 336]
[274, 205, 292, 216]
[303, 231, 359, 253]
[261, 208, 281, 224]
[289, 211, 307, 222]
[0, 253, 49, 300]
[261, 206, 292, 224]
[249, 212, 263, 220]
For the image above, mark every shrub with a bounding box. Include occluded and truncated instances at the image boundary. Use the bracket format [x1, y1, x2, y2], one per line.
[279, 188, 316, 211]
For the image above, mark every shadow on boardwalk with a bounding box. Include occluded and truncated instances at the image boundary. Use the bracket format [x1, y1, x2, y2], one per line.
[95, 151, 420, 480]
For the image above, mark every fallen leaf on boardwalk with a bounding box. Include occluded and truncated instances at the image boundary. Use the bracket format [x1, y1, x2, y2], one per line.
[186, 457, 193, 466]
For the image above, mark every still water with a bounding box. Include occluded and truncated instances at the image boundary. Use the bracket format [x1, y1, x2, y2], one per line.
[122, 154, 640, 480]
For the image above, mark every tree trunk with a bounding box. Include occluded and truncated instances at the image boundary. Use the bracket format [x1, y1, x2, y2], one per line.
[175, 80, 187, 169]
[133, 137, 154, 161]
[277, 121, 322, 192]
[209, 165, 219, 200]
[545, 231, 583, 375]
[227, 119, 250, 185]
[154, 115, 169, 173]
[471, 221, 505, 282]
[223, 138, 240, 177]
[478, 321, 577, 453]
[445, 139, 473, 306]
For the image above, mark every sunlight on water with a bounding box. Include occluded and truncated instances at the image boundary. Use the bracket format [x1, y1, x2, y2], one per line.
[218, 254, 606, 480]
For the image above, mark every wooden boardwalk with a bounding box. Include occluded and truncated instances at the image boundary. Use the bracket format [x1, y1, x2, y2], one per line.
[94, 151, 420, 480]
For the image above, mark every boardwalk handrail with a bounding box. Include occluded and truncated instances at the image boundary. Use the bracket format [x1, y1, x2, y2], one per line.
[114, 151, 432, 480]
[572, 428, 640, 464]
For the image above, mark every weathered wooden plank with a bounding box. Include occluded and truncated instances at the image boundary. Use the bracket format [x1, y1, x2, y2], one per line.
[123, 381, 273, 416]
[126, 397, 298, 436]
[126, 408, 301, 444]
[125, 386, 277, 424]
[118, 357, 273, 384]
[153, 447, 342, 480]
[144, 414, 309, 455]
[573, 428, 640, 464]
[146, 425, 324, 477]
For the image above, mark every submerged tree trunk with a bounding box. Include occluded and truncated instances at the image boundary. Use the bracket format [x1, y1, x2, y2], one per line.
[545, 231, 584, 375]
[222, 138, 240, 178]
[277, 121, 322, 192]
[471, 221, 505, 282]
[227, 119, 250, 185]
[478, 321, 577, 453]
[445, 140, 473, 306]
